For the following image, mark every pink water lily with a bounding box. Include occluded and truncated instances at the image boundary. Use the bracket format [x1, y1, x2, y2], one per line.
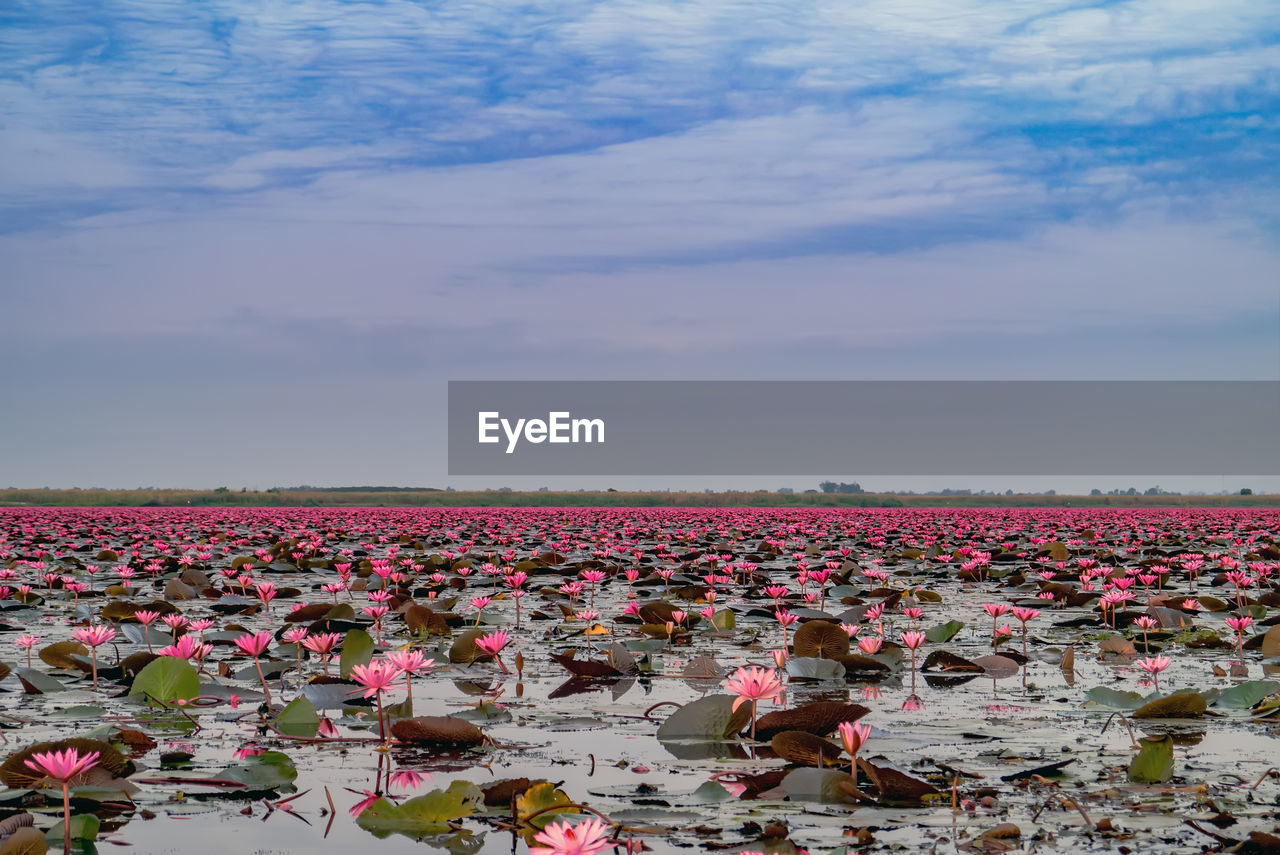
[385, 648, 435, 700]
[530, 816, 614, 855]
[15, 634, 39, 668]
[233, 630, 275, 706]
[351, 657, 402, 745]
[475, 629, 511, 673]
[837, 720, 871, 777]
[302, 631, 342, 675]
[724, 665, 784, 740]
[1138, 654, 1171, 690]
[72, 625, 115, 689]
[26, 748, 100, 853]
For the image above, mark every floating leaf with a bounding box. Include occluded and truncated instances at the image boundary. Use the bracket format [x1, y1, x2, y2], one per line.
[216, 750, 297, 792]
[339, 629, 375, 678]
[924, 621, 964, 643]
[754, 701, 868, 740]
[15, 668, 68, 695]
[1127, 735, 1174, 784]
[858, 756, 940, 804]
[1261, 626, 1280, 659]
[0, 826, 47, 855]
[770, 730, 840, 767]
[786, 657, 845, 681]
[302, 677, 360, 709]
[656, 695, 751, 742]
[274, 696, 319, 738]
[448, 627, 486, 665]
[711, 609, 736, 631]
[922, 650, 981, 673]
[1214, 680, 1280, 709]
[779, 768, 860, 804]
[357, 781, 482, 839]
[1133, 691, 1207, 719]
[793, 621, 850, 659]
[129, 657, 199, 705]
[970, 655, 1020, 677]
[1083, 687, 1144, 709]
[515, 781, 577, 829]
[1098, 635, 1137, 657]
[38, 641, 88, 670]
[548, 650, 620, 678]
[390, 716, 484, 747]
[45, 814, 98, 844]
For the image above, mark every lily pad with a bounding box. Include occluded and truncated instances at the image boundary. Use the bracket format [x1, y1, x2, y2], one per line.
[129, 656, 199, 705]
[357, 781, 482, 839]
[1127, 735, 1174, 784]
[656, 694, 751, 742]
[339, 629, 375, 678]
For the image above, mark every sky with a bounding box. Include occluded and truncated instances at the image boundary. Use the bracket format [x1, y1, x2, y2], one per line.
[1, 0, 1278, 493]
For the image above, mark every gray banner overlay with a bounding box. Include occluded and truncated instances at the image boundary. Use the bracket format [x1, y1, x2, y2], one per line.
[448, 381, 1279, 476]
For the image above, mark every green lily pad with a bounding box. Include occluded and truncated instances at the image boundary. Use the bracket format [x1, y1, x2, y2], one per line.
[339, 629, 376, 678]
[216, 750, 297, 792]
[656, 694, 751, 742]
[274, 695, 319, 737]
[129, 656, 199, 705]
[1083, 687, 1144, 710]
[924, 621, 964, 643]
[1214, 680, 1280, 709]
[1127, 735, 1174, 784]
[357, 780, 482, 839]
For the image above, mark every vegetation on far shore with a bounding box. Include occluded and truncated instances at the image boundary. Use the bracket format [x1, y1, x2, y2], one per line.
[2, 487, 1276, 508]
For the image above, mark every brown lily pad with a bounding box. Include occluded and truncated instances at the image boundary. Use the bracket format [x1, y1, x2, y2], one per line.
[856, 756, 940, 804]
[390, 716, 485, 747]
[549, 650, 622, 678]
[1132, 692, 1207, 719]
[770, 730, 841, 767]
[39, 641, 88, 670]
[793, 620, 850, 659]
[754, 701, 869, 740]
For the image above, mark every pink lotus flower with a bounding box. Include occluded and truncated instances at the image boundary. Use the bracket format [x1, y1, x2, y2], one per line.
[385, 648, 435, 700]
[1138, 654, 1171, 690]
[350, 659, 402, 699]
[724, 665, 784, 740]
[857, 636, 883, 656]
[475, 629, 511, 673]
[530, 816, 614, 855]
[837, 720, 871, 775]
[26, 747, 100, 848]
[15, 634, 39, 668]
[899, 630, 926, 652]
[157, 634, 209, 661]
[303, 632, 342, 675]
[233, 630, 275, 706]
[73, 625, 115, 690]
[233, 630, 272, 657]
[25, 747, 100, 783]
[73, 625, 115, 648]
[162, 613, 189, 631]
[1225, 615, 1253, 634]
[351, 658, 403, 745]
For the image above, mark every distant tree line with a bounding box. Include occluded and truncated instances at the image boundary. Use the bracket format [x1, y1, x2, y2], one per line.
[819, 481, 864, 494]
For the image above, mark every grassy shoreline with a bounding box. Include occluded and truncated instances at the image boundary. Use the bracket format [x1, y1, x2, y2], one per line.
[1, 488, 1275, 508]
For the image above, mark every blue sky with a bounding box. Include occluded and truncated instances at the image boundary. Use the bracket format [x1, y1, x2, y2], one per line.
[1, 0, 1277, 491]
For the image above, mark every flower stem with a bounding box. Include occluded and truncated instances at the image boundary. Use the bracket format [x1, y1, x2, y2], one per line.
[62, 781, 71, 855]
[254, 656, 273, 707]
